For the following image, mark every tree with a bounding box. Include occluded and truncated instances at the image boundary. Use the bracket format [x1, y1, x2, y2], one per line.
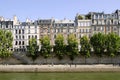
[80, 36, 91, 58]
[90, 33, 106, 57]
[0, 29, 13, 58]
[67, 34, 79, 61]
[54, 34, 65, 60]
[106, 33, 120, 57]
[40, 35, 51, 59]
[27, 38, 39, 60]
[85, 14, 91, 19]
[77, 15, 83, 20]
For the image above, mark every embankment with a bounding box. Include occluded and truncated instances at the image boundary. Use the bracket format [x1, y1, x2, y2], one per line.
[0, 64, 120, 72]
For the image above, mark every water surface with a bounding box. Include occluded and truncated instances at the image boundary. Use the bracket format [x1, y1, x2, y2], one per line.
[0, 72, 120, 80]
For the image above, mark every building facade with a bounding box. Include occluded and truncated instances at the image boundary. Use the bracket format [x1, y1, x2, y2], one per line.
[90, 10, 120, 36]
[0, 9, 120, 52]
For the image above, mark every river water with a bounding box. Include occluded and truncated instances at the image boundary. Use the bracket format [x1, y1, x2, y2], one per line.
[0, 72, 120, 80]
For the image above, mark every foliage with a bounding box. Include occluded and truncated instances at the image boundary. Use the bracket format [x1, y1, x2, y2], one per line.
[54, 34, 66, 60]
[85, 14, 91, 19]
[90, 33, 106, 57]
[27, 38, 39, 60]
[80, 36, 91, 58]
[40, 35, 51, 58]
[77, 15, 83, 20]
[0, 29, 13, 58]
[67, 34, 79, 60]
[105, 33, 120, 57]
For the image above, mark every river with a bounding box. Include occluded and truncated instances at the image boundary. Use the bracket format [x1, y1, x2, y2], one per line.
[0, 72, 120, 80]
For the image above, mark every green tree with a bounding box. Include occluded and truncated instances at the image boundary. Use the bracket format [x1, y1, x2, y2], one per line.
[0, 29, 13, 58]
[90, 33, 106, 57]
[85, 14, 91, 19]
[77, 15, 83, 20]
[106, 33, 120, 57]
[66, 34, 79, 61]
[27, 38, 39, 60]
[80, 36, 91, 58]
[54, 34, 65, 60]
[40, 35, 51, 59]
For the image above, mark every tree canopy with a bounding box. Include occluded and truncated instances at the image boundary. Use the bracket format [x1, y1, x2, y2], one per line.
[27, 38, 39, 60]
[40, 35, 51, 58]
[90, 33, 106, 57]
[0, 29, 13, 58]
[80, 36, 91, 58]
[77, 15, 83, 20]
[54, 34, 66, 60]
[106, 33, 120, 57]
[67, 34, 79, 60]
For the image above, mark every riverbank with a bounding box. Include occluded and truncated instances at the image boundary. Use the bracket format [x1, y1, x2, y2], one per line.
[0, 64, 120, 72]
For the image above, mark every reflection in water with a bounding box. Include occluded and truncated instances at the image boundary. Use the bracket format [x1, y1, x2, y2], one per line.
[0, 73, 120, 80]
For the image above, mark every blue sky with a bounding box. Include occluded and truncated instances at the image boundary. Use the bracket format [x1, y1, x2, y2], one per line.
[0, 0, 120, 21]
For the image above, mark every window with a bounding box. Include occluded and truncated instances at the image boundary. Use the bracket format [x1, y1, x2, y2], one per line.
[16, 36, 18, 39]
[68, 29, 69, 32]
[59, 24, 61, 26]
[58, 29, 60, 33]
[35, 26, 37, 28]
[80, 29, 81, 33]
[71, 24, 74, 26]
[15, 30, 17, 34]
[28, 29, 30, 33]
[79, 35, 81, 38]
[89, 34, 91, 38]
[54, 35, 56, 38]
[61, 28, 63, 32]
[19, 41, 21, 45]
[35, 35, 37, 39]
[15, 41, 18, 45]
[86, 29, 89, 33]
[28, 35, 30, 39]
[114, 27, 117, 31]
[35, 29, 37, 33]
[81, 29, 83, 33]
[74, 28, 76, 32]
[19, 30, 21, 34]
[6, 25, 8, 28]
[19, 35, 21, 39]
[54, 29, 56, 33]
[22, 41, 24, 45]
[83, 29, 84, 33]
[94, 26, 96, 31]
[22, 29, 24, 34]
[107, 27, 110, 31]
[22, 35, 24, 39]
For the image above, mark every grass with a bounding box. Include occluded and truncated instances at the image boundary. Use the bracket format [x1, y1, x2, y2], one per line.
[0, 72, 120, 80]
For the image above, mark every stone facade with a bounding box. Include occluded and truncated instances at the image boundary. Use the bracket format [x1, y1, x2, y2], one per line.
[0, 9, 120, 52]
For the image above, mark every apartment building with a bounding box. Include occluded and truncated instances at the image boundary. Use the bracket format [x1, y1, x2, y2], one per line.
[0, 9, 120, 52]
[75, 14, 91, 39]
[36, 19, 54, 45]
[90, 10, 120, 35]
[53, 19, 75, 44]
[13, 24, 26, 52]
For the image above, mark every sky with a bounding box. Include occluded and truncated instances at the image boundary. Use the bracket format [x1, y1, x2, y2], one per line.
[0, 0, 120, 21]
